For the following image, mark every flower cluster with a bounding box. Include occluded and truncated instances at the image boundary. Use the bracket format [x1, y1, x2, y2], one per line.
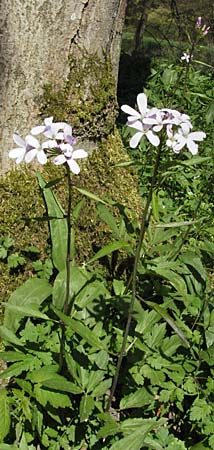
[196, 16, 210, 36]
[121, 93, 206, 155]
[9, 117, 88, 174]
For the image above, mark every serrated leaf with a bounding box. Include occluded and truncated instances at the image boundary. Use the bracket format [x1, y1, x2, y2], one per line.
[120, 388, 154, 410]
[0, 326, 24, 347]
[0, 356, 35, 378]
[79, 394, 95, 422]
[41, 375, 83, 394]
[0, 390, 10, 442]
[2, 303, 50, 321]
[87, 241, 131, 264]
[109, 421, 155, 450]
[92, 378, 112, 397]
[97, 421, 120, 439]
[0, 351, 26, 362]
[34, 385, 71, 408]
[4, 278, 52, 332]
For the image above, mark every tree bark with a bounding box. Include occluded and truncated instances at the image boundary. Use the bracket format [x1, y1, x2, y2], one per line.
[0, 0, 127, 172]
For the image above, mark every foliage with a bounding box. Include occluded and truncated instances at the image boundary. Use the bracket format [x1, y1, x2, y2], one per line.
[0, 130, 141, 302]
[0, 19, 214, 450]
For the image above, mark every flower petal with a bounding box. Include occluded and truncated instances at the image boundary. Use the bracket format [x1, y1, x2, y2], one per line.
[137, 93, 147, 116]
[72, 149, 88, 159]
[26, 135, 40, 149]
[37, 150, 47, 165]
[121, 104, 141, 119]
[67, 159, 80, 174]
[9, 148, 25, 162]
[129, 132, 143, 148]
[188, 131, 206, 141]
[25, 149, 38, 163]
[187, 140, 198, 155]
[44, 117, 53, 126]
[146, 130, 160, 147]
[128, 120, 143, 131]
[13, 133, 25, 147]
[31, 125, 45, 135]
[53, 154, 66, 165]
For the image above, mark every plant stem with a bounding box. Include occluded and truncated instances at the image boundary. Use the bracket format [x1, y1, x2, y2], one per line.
[106, 144, 162, 412]
[59, 165, 72, 370]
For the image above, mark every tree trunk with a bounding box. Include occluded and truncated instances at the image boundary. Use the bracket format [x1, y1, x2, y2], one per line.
[0, 0, 127, 172]
[132, 0, 154, 54]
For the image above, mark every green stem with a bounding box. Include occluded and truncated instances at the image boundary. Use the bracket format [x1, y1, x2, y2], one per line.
[106, 144, 162, 412]
[59, 165, 72, 370]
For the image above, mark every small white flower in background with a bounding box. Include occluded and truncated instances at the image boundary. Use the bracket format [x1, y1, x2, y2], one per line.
[181, 53, 193, 63]
[9, 133, 29, 164]
[196, 16, 202, 28]
[9, 119, 88, 173]
[121, 92, 206, 154]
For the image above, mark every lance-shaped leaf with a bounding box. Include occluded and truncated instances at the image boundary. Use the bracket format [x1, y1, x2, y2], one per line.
[87, 241, 132, 264]
[37, 172, 67, 271]
[0, 390, 10, 442]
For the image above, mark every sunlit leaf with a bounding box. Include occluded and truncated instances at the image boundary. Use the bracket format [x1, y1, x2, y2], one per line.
[0, 390, 10, 442]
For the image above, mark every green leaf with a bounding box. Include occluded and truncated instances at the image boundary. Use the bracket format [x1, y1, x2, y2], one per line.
[92, 378, 112, 397]
[0, 326, 24, 347]
[189, 398, 212, 422]
[109, 420, 157, 450]
[37, 172, 67, 271]
[73, 186, 111, 205]
[0, 356, 35, 378]
[0, 390, 10, 442]
[148, 263, 187, 297]
[40, 374, 83, 394]
[156, 220, 197, 228]
[97, 204, 120, 238]
[54, 309, 105, 350]
[120, 388, 154, 410]
[19, 432, 30, 450]
[0, 351, 26, 362]
[52, 266, 89, 310]
[2, 303, 50, 321]
[4, 278, 52, 333]
[143, 301, 189, 348]
[152, 191, 159, 221]
[43, 177, 64, 189]
[79, 394, 95, 422]
[34, 385, 71, 408]
[87, 241, 131, 264]
[7, 253, 26, 268]
[97, 421, 120, 439]
[0, 446, 18, 450]
[27, 365, 58, 382]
